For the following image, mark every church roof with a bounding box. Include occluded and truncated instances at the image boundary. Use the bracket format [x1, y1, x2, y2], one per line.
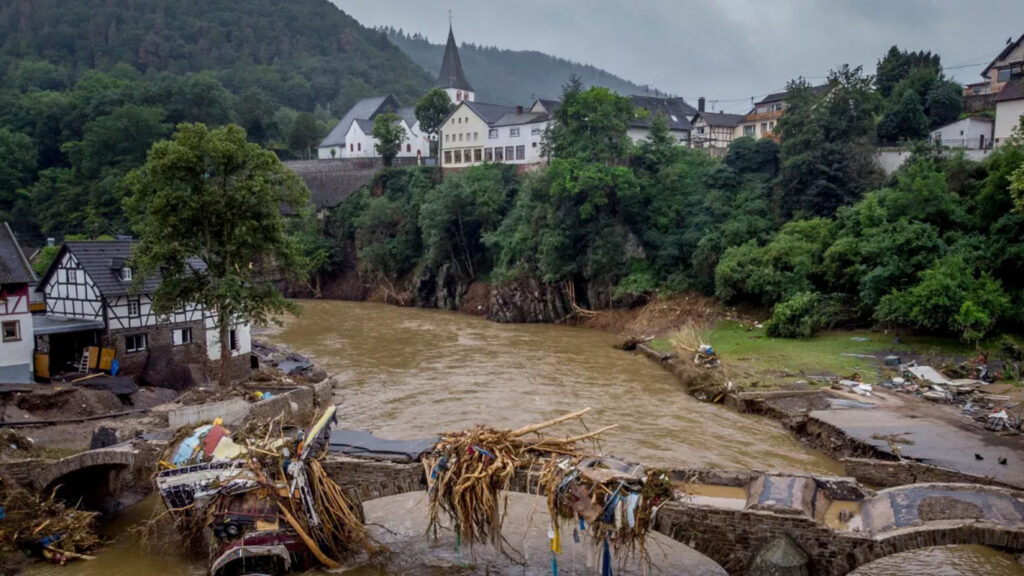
[319, 94, 399, 148]
[396, 106, 418, 128]
[438, 26, 474, 92]
[354, 119, 376, 133]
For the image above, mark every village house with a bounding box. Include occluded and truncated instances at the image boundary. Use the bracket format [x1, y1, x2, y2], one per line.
[35, 241, 252, 384]
[627, 95, 695, 145]
[0, 223, 36, 384]
[979, 34, 1024, 145]
[734, 84, 829, 141]
[930, 115, 994, 149]
[439, 100, 551, 169]
[317, 95, 429, 161]
[690, 109, 745, 153]
[983, 35, 1024, 97]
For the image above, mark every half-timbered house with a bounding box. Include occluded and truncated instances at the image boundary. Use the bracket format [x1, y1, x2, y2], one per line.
[37, 241, 251, 383]
[0, 223, 36, 383]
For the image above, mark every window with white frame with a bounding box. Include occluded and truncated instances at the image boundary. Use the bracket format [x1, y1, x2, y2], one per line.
[532, 127, 543, 136]
[121, 267, 133, 282]
[2, 320, 20, 342]
[489, 129, 498, 139]
[173, 327, 193, 346]
[743, 125, 756, 136]
[125, 333, 147, 353]
[515, 146, 525, 160]
[127, 298, 141, 317]
[510, 128, 520, 137]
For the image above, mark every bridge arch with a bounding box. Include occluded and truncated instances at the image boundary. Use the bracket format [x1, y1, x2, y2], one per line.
[34, 449, 136, 514]
[843, 525, 1024, 575]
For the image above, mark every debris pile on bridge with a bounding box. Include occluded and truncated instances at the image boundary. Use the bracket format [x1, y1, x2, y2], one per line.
[424, 408, 672, 570]
[540, 457, 673, 560]
[152, 406, 376, 575]
[0, 476, 100, 564]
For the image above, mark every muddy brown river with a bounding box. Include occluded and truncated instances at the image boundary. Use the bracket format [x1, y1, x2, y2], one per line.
[28, 301, 1024, 575]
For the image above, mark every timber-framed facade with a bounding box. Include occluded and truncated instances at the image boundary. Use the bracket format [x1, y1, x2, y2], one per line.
[37, 241, 252, 385]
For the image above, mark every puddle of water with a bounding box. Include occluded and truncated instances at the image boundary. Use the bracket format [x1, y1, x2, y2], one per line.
[675, 483, 748, 510]
[823, 500, 863, 532]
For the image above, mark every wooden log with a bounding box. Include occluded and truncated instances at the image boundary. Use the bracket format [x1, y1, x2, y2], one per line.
[509, 408, 592, 438]
[277, 502, 341, 569]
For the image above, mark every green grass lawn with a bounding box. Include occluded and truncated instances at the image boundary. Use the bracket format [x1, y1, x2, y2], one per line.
[650, 321, 1001, 388]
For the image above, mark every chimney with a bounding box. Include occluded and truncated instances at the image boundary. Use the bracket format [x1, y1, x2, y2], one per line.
[516, 105, 524, 114]
[698, 97, 706, 113]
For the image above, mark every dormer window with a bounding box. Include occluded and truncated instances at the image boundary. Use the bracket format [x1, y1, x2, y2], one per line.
[122, 267, 133, 282]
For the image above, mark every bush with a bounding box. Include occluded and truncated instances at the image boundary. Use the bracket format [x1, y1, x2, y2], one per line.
[766, 292, 851, 339]
[875, 255, 1011, 342]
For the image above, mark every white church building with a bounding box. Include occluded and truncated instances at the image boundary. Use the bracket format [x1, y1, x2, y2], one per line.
[317, 95, 430, 161]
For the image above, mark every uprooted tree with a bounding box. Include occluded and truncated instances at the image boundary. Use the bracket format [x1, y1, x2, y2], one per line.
[124, 123, 309, 385]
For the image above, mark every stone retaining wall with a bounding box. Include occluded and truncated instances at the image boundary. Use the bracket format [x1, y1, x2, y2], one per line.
[0, 458, 49, 486]
[842, 457, 1020, 490]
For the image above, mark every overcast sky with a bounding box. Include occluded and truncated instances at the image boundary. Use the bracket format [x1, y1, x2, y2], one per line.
[334, 0, 1024, 113]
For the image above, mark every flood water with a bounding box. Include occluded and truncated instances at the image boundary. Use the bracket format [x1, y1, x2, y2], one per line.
[27, 301, 1023, 575]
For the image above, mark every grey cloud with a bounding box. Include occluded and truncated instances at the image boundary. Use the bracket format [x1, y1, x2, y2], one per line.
[334, 0, 1024, 108]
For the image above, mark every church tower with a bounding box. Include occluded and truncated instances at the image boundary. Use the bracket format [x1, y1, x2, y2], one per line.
[438, 24, 474, 103]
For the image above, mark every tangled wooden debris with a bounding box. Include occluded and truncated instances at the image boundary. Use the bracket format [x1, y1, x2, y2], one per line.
[423, 408, 674, 573]
[152, 406, 376, 576]
[0, 476, 99, 564]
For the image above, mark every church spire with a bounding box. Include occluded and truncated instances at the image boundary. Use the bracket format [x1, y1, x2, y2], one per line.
[438, 22, 474, 96]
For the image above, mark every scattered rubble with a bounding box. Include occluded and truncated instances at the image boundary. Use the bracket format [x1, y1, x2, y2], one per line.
[868, 361, 1024, 435]
[253, 341, 325, 380]
[0, 474, 100, 565]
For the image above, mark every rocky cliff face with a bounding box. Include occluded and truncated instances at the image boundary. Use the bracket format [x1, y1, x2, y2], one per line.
[414, 264, 469, 311]
[487, 278, 571, 323]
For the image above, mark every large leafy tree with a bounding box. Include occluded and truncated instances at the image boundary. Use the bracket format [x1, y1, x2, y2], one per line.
[123, 123, 309, 385]
[775, 67, 882, 219]
[875, 46, 941, 99]
[877, 90, 929, 144]
[415, 88, 454, 159]
[372, 112, 406, 167]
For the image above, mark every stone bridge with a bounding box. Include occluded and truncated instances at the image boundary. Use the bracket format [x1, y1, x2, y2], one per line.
[0, 443, 159, 514]
[322, 456, 1024, 576]
[32, 447, 137, 492]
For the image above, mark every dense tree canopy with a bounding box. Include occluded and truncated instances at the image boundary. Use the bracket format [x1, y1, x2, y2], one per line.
[0, 0, 433, 243]
[775, 67, 883, 219]
[875, 46, 962, 144]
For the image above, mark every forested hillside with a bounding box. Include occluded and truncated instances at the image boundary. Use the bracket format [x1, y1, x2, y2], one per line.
[384, 28, 667, 106]
[0, 0, 433, 243]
